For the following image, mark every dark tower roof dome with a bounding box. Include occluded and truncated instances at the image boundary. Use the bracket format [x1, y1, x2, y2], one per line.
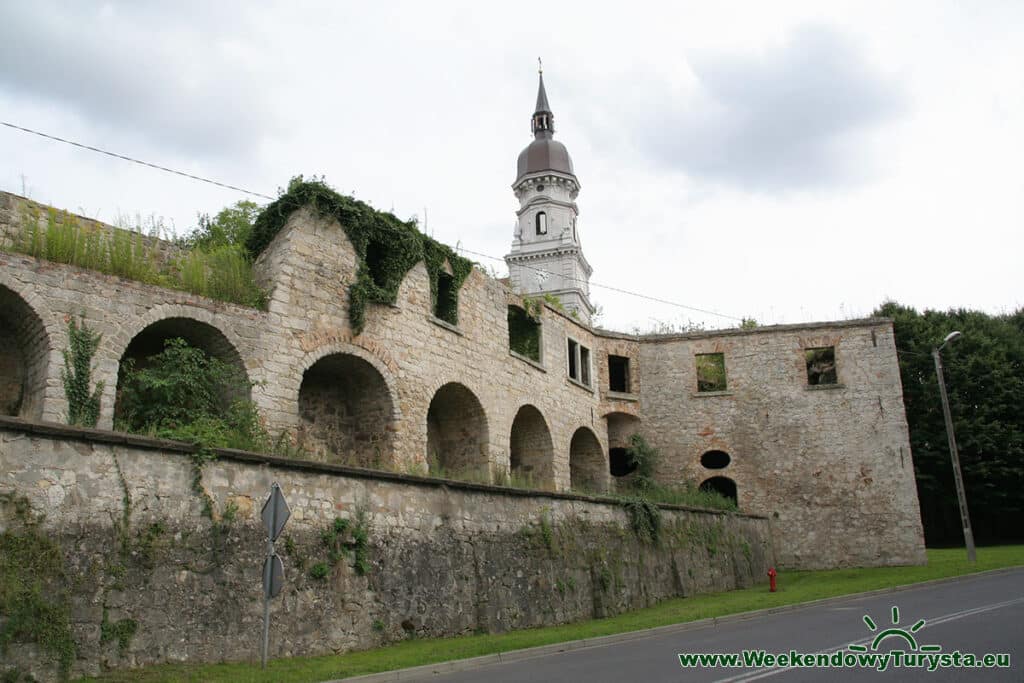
[515, 69, 576, 184]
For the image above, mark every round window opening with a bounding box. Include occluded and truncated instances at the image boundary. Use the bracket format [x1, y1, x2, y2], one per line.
[700, 450, 730, 469]
[535, 185, 545, 192]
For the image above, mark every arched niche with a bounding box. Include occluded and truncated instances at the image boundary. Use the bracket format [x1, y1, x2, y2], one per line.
[509, 404, 554, 489]
[298, 352, 395, 468]
[570, 426, 607, 493]
[0, 284, 51, 419]
[427, 382, 489, 479]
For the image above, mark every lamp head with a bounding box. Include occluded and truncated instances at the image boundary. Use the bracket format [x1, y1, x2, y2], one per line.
[938, 330, 963, 351]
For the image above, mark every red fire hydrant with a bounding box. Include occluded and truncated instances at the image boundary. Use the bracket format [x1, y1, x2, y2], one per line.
[768, 567, 777, 593]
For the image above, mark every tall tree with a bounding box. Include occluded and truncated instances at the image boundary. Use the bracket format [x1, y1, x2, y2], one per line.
[876, 302, 1024, 545]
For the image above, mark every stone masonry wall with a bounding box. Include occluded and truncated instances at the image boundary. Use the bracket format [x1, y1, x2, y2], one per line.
[638, 322, 927, 569]
[0, 419, 773, 681]
[0, 192, 925, 573]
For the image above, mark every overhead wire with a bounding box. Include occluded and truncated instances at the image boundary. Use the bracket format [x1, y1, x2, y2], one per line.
[3, 119, 745, 321]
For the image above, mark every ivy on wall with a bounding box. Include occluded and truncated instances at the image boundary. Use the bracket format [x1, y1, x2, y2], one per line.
[62, 316, 103, 428]
[247, 177, 474, 334]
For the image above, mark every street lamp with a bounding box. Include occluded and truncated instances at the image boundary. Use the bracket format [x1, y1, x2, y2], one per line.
[932, 331, 976, 562]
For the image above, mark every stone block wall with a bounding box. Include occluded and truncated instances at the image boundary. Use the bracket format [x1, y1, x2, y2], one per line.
[0, 419, 773, 681]
[0, 192, 926, 574]
[638, 322, 927, 569]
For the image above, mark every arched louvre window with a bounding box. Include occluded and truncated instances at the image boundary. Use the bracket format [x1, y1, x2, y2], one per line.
[535, 211, 547, 235]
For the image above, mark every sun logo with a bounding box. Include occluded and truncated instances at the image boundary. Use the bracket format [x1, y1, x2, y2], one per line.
[849, 606, 942, 653]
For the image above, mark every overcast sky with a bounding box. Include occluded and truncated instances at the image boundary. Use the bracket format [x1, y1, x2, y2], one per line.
[1, 1, 1021, 332]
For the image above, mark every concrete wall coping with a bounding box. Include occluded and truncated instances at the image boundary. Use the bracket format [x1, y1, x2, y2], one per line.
[0, 415, 768, 520]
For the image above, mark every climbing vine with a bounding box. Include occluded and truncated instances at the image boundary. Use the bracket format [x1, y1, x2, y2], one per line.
[0, 495, 75, 680]
[247, 176, 474, 333]
[62, 316, 103, 428]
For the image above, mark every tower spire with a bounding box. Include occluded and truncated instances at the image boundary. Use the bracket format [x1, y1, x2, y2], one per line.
[532, 61, 553, 137]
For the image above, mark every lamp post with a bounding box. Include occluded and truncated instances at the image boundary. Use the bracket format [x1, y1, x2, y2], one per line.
[932, 331, 976, 562]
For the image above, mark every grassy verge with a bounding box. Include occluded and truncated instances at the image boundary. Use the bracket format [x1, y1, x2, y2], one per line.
[79, 546, 1024, 683]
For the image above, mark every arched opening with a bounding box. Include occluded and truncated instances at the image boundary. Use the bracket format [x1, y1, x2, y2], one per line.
[700, 450, 731, 470]
[570, 427, 606, 493]
[609, 448, 634, 477]
[427, 383, 489, 478]
[606, 412, 641, 480]
[114, 317, 251, 427]
[699, 476, 738, 506]
[509, 405, 554, 489]
[0, 285, 50, 419]
[535, 211, 547, 235]
[298, 353, 395, 468]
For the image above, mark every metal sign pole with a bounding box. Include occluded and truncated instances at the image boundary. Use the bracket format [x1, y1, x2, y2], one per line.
[259, 482, 290, 669]
[262, 531, 272, 669]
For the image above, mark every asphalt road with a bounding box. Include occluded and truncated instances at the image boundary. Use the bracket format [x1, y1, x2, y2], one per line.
[404, 568, 1024, 683]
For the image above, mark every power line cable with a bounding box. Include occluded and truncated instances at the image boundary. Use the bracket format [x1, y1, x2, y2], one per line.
[1, 121, 275, 200]
[456, 246, 744, 322]
[4, 119, 745, 321]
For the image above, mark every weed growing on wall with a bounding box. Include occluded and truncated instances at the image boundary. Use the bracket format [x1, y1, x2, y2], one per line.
[248, 176, 473, 333]
[61, 316, 103, 428]
[0, 495, 75, 680]
[308, 507, 372, 579]
[13, 206, 267, 309]
[99, 607, 137, 655]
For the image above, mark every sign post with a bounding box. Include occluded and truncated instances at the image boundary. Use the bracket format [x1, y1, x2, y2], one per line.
[260, 482, 290, 669]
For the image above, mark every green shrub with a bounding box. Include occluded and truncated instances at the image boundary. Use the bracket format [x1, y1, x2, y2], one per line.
[116, 337, 266, 452]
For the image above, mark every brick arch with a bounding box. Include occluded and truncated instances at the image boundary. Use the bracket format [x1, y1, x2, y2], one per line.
[0, 281, 56, 420]
[296, 346, 397, 469]
[509, 404, 555, 489]
[426, 381, 490, 479]
[570, 426, 608, 493]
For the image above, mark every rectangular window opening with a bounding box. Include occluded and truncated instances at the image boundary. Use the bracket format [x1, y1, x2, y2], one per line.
[567, 338, 591, 387]
[696, 353, 727, 392]
[608, 354, 630, 392]
[567, 339, 578, 380]
[805, 346, 837, 385]
[434, 272, 458, 324]
[508, 305, 541, 362]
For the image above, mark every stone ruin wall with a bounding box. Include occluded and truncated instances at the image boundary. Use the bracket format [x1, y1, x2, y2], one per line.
[0, 191, 925, 573]
[640, 323, 927, 569]
[0, 420, 774, 681]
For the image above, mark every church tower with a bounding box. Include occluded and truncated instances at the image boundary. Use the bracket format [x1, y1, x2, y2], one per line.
[505, 66, 595, 323]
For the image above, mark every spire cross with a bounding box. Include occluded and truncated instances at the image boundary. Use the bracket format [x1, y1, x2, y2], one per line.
[538, 57, 543, 74]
